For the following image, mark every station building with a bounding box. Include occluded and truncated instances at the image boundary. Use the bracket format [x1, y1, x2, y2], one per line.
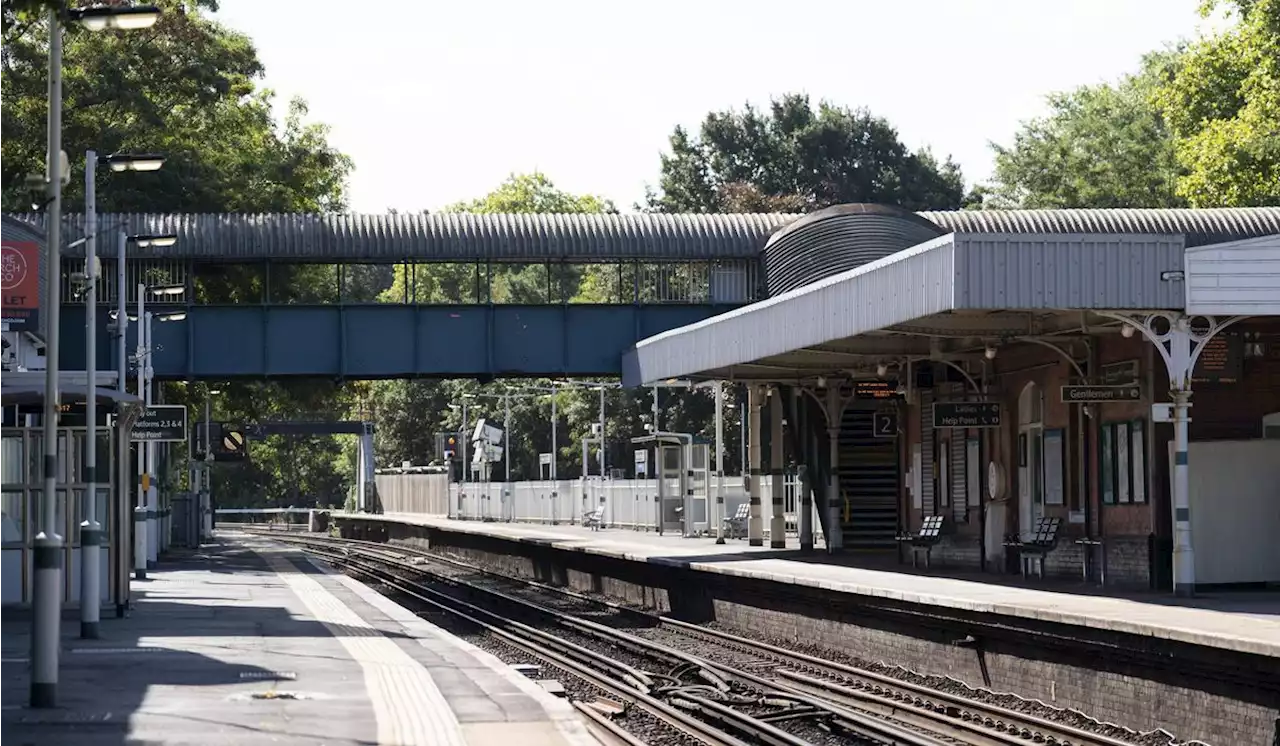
[624, 205, 1280, 592]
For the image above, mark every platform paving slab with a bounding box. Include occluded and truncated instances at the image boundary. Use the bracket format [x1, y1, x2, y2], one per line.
[346, 512, 1280, 658]
[2, 534, 599, 746]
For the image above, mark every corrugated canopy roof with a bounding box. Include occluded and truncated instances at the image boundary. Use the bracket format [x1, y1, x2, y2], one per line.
[919, 207, 1280, 246]
[6, 212, 800, 262]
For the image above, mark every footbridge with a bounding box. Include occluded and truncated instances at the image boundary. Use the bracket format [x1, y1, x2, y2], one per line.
[12, 211, 797, 379]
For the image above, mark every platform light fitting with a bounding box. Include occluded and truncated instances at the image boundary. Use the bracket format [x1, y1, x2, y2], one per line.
[69, 3, 162, 31]
[984, 345, 998, 360]
[103, 153, 165, 172]
[148, 284, 184, 296]
[876, 363, 888, 378]
[1121, 324, 1136, 339]
[130, 233, 177, 248]
[157, 312, 186, 321]
[815, 376, 827, 389]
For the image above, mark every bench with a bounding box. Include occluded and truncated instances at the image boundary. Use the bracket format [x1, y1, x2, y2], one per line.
[896, 515, 945, 567]
[1004, 516, 1062, 579]
[723, 503, 750, 539]
[583, 508, 604, 531]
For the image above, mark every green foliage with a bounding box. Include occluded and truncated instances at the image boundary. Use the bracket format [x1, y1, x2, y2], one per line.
[1, 0, 356, 506]
[1, 0, 351, 212]
[648, 93, 967, 213]
[446, 172, 616, 214]
[1153, 0, 1280, 206]
[987, 53, 1186, 209]
[989, 0, 1278, 209]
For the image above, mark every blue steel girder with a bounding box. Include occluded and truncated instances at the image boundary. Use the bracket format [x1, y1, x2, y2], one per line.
[58, 303, 737, 379]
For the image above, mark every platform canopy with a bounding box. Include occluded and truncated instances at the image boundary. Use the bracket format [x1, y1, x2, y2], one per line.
[622, 204, 1280, 386]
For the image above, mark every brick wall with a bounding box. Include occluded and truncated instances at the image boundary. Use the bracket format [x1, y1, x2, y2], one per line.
[405, 524, 1277, 746]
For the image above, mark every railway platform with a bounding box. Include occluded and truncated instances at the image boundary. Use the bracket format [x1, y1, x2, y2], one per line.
[338, 513, 1280, 659]
[0, 532, 599, 746]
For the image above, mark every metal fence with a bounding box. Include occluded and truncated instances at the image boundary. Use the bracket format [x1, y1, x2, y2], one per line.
[443, 475, 822, 540]
[375, 473, 449, 515]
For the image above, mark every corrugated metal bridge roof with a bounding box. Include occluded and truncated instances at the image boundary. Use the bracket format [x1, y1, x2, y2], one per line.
[5, 206, 1276, 262]
[8, 212, 802, 262]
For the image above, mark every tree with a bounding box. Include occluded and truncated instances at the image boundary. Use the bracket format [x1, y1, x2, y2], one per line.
[0, 0, 59, 33]
[2, 0, 351, 212]
[1152, 0, 1280, 206]
[648, 94, 967, 213]
[2, 0, 357, 505]
[986, 52, 1186, 209]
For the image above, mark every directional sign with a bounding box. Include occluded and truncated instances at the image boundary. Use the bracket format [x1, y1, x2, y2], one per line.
[131, 405, 188, 442]
[1060, 385, 1142, 403]
[872, 411, 899, 438]
[932, 402, 1002, 429]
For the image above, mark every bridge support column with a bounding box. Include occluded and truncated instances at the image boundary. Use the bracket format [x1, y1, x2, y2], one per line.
[769, 386, 786, 549]
[356, 425, 375, 512]
[747, 385, 764, 546]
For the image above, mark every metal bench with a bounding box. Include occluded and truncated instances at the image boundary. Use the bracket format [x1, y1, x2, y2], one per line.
[724, 503, 750, 539]
[896, 515, 945, 567]
[583, 508, 604, 531]
[1005, 516, 1062, 579]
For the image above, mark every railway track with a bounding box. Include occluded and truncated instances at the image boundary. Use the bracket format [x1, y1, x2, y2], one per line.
[258, 531, 1159, 746]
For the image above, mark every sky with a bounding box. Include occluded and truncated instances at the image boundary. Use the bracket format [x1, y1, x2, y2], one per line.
[212, 0, 1224, 214]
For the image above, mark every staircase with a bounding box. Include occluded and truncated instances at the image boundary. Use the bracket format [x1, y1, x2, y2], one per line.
[836, 409, 901, 549]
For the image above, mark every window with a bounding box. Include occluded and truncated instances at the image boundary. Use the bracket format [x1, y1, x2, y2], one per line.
[1, 490, 22, 544]
[1099, 420, 1147, 505]
[1044, 429, 1065, 505]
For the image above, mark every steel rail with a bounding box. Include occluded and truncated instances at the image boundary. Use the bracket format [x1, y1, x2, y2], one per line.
[302, 545, 750, 746]
[288, 535, 942, 746]
[291, 533, 1141, 746]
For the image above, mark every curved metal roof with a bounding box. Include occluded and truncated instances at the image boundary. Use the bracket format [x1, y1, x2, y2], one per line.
[919, 207, 1280, 247]
[5, 212, 801, 262]
[762, 204, 945, 296]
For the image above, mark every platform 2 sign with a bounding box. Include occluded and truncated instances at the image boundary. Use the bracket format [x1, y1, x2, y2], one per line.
[932, 402, 1001, 428]
[872, 411, 899, 438]
[131, 405, 188, 442]
[1060, 385, 1142, 403]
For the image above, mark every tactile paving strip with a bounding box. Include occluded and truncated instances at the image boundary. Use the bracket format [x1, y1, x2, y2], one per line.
[262, 550, 466, 746]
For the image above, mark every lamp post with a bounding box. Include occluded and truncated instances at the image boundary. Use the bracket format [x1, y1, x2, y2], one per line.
[80, 151, 166, 640]
[31, 0, 162, 710]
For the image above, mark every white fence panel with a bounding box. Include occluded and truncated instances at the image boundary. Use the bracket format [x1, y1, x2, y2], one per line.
[426, 474, 822, 541]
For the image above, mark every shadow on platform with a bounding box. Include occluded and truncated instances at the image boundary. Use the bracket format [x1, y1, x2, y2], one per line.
[0, 539, 386, 745]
